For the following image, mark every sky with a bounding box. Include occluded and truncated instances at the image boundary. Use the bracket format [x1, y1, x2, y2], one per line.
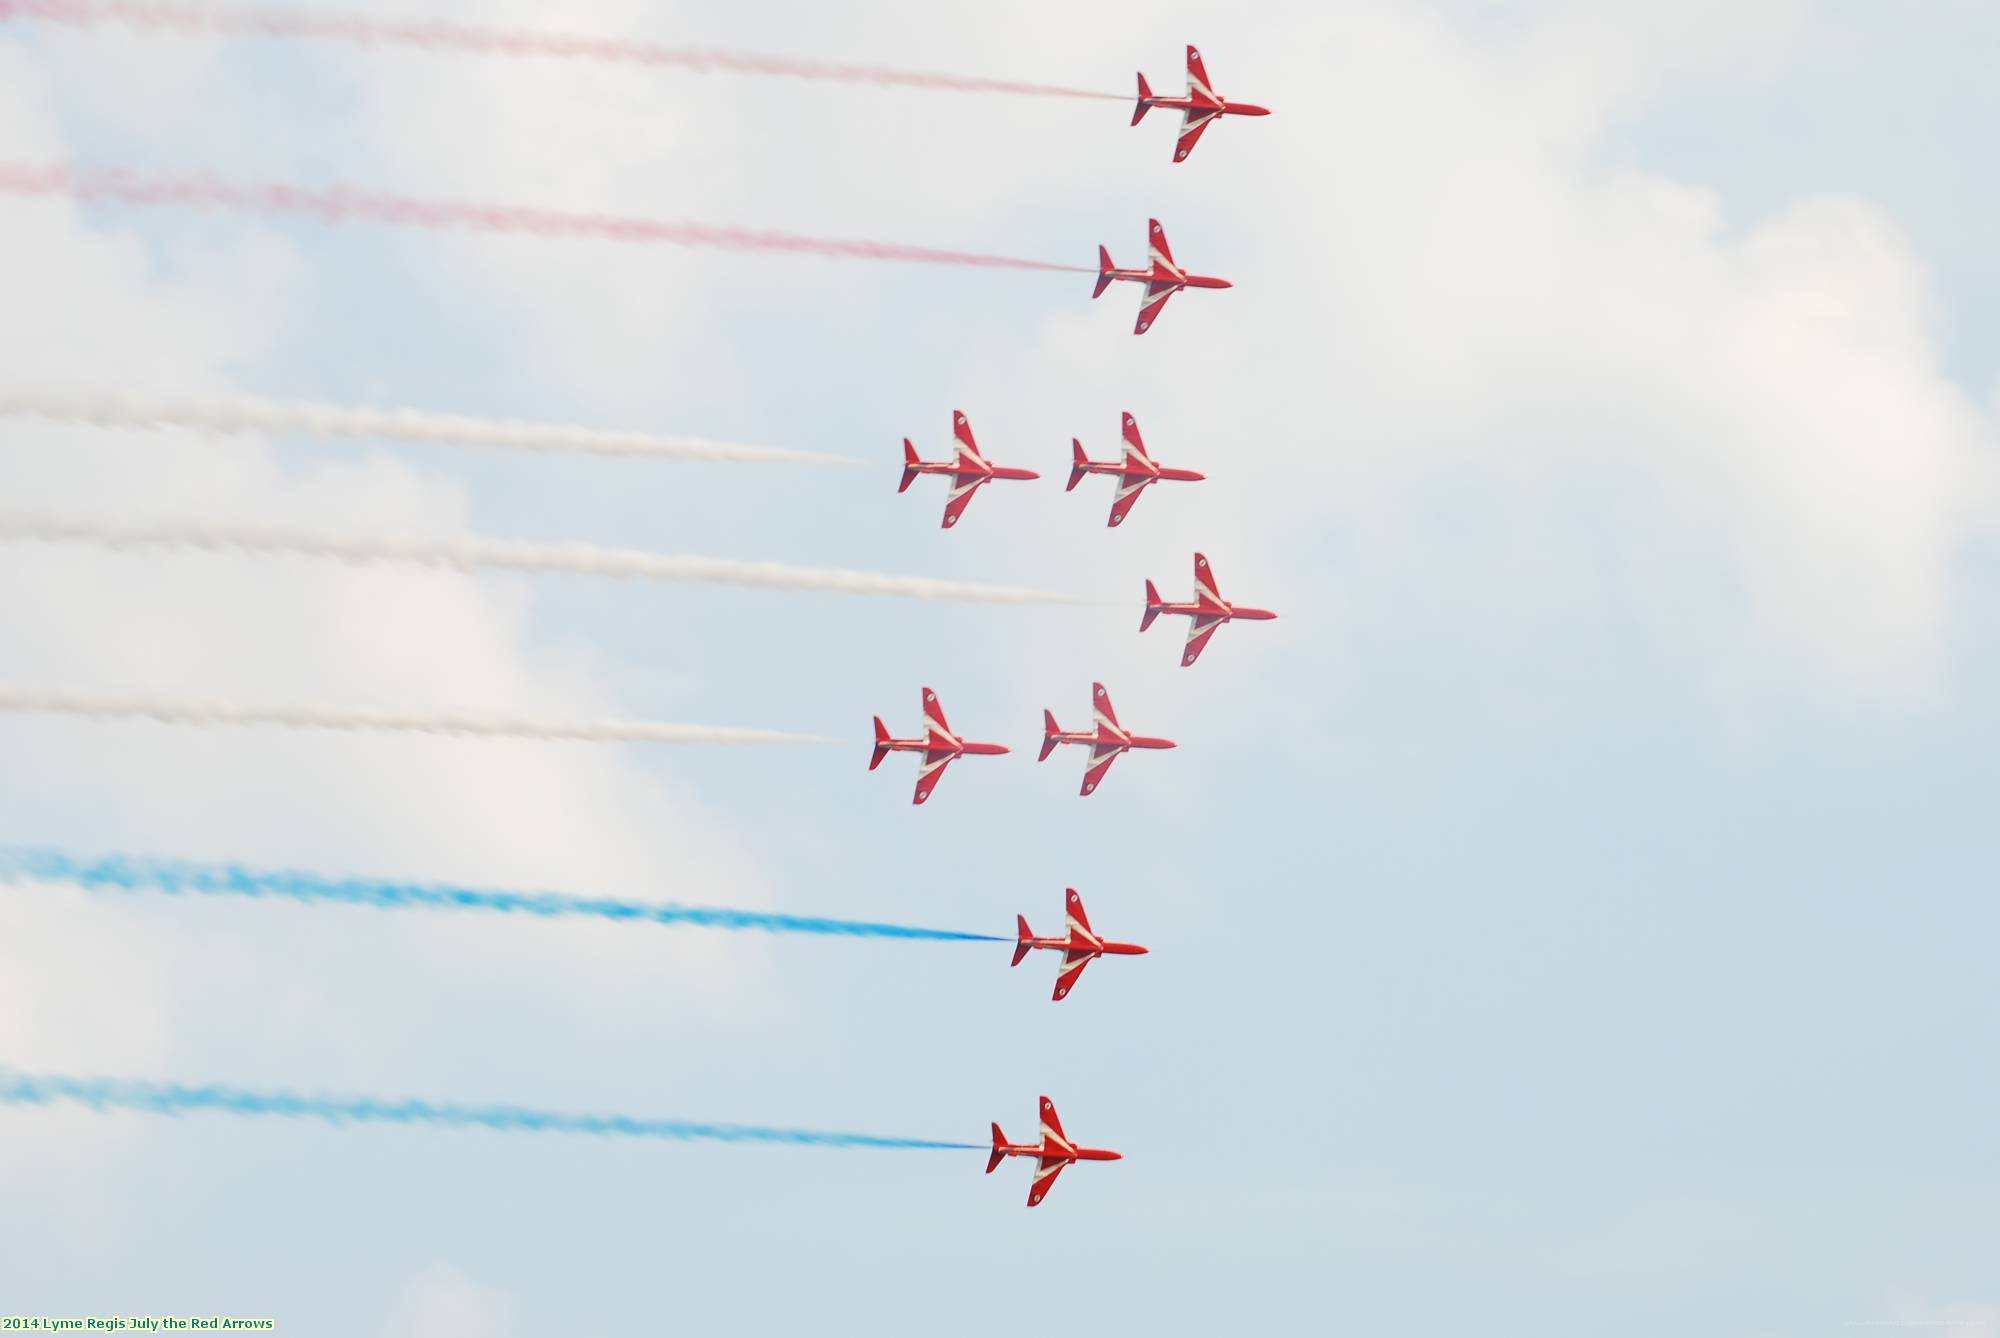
[0, 1, 1996, 1334]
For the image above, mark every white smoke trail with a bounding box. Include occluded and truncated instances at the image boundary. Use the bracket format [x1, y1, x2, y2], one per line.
[0, 685, 837, 746]
[0, 514, 1095, 606]
[0, 389, 858, 467]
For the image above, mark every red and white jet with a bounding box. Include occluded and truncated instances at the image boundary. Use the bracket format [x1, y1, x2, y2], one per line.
[1038, 682, 1176, 796]
[986, 1096, 1122, 1207]
[1093, 219, 1231, 335]
[1067, 412, 1205, 527]
[1013, 889, 1149, 1001]
[1143, 552, 1279, 667]
[899, 410, 1040, 528]
[871, 687, 1009, 805]
[1133, 45, 1271, 163]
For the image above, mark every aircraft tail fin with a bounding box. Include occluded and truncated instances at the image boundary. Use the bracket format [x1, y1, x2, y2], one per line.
[869, 716, 891, 770]
[1038, 710, 1061, 762]
[1142, 580, 1164, 631]
[1012, 916, 1034, 966]
[986, 1124, 1008, 1174]
[898, 439, 920, 493]
[1132, 73, 1153, 125]
[1093, 246, 1116, 299]
[1067, 439, 1088, 491]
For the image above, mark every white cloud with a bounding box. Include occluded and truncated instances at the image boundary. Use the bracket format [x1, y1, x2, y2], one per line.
[381, 1263, 516, 1338]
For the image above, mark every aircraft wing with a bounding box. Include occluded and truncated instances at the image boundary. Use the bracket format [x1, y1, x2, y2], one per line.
[1065, 888, 1094, 936]
[941, 473, 986, 528]
[913, 750, 955, 804]
[1135, 280, 1178, 335]
[921, 687, 953, 738]
[1182, 612, 1227, 666]
[1106, 476, 1152, 527]
[1053, 950, 1092, 1001]
[1027, 1156, 1067, 1207]
[1185, 46, 1216, 100]
[1174, 108, 1220, 163]
[1081, 742, 1122, 795]
[1039, 1096, 1070, 1148]
[1120, 413, 1151, 464]
[1091, 682, 1121, 731]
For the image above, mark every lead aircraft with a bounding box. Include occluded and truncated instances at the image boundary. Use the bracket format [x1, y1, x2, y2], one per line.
[1093, 219, 1231, 335]
[871, 687, 1009, 804]
[987, 1096, 1123, 1207]
[1013, 889, 1149, 1001]
[1067, 412, 1205, 527]
[1143, 552, 1279, 666]
[899, 410, 1039, 528]
[1132, 45, 1271, 163]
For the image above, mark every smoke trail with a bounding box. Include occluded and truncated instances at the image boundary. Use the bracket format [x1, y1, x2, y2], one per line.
[0, 846, 1006, 942]
[0, 685, 837, 746]
[0, 388, 857, 467]
[0, 1070, 981, 1150]
[0, 514, 1097, 607]
[7, 1, 1126, 102]
[0, 164, 1095, 274]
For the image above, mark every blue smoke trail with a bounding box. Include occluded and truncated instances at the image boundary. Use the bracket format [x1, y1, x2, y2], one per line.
[0, 846, 1004, 942]
[0, 1070, 981, 1150]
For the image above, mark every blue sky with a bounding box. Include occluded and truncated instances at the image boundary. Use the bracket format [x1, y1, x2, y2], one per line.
[1, 2, 1995, 1335]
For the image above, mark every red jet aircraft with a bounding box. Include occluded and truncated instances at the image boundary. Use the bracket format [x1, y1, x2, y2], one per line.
[986, 1096, 1122, 1207]
[1133, 45, 1271, 163]
[1013, 889, 1148, 1001]
[1039, 682, 1176, 796]
[899, 410, 1040, 528]
[1143, 552, 1279, 666]
[871, 687, 1009, 804]
[1093, 219, 1231, 335]
[1067, 412, 1205, 527]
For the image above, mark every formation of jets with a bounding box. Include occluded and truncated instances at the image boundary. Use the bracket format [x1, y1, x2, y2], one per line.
[894, 47, 1268, 1207]
[899, 410, 1211, 528]
[1133, 46, 1271, 163]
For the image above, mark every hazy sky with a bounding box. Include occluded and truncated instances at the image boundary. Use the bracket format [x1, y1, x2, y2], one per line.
[1, 2, 1994, 1335]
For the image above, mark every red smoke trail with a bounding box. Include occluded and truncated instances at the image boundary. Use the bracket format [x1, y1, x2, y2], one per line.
[4, 0, 1127, 101]
[0, 164, 1095, 274]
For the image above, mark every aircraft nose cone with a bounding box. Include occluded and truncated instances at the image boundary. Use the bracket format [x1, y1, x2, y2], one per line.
[991, 744, 1012, 754]
[1105, 1151, 1124, 1160]
[1132, 946, 1150, 955]
[1213, 279, 1234, 289]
